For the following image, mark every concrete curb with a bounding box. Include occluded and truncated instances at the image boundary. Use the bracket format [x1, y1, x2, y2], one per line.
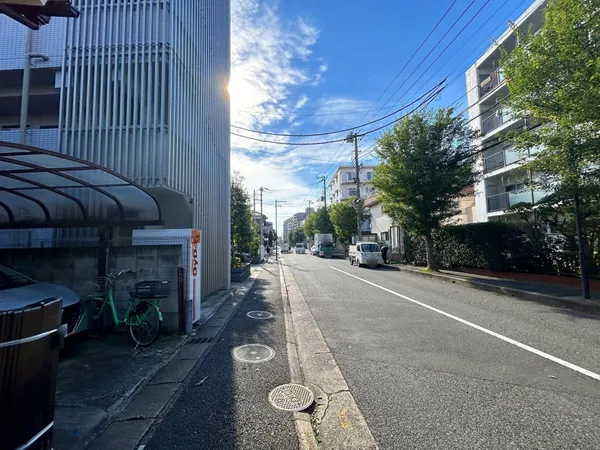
[400, 267, 600, 316]
[279, 256, 378, 450]
[278, 258, 319, 450]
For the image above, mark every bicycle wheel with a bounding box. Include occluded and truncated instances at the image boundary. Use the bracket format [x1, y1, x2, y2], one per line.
[87, 298, 113, 338]
[128, 301, 162, 346]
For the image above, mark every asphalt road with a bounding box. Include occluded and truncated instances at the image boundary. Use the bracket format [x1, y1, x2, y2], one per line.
[283, 253, 600, 449]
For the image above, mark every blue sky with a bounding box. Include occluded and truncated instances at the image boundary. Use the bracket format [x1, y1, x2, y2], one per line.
[230, 0, 534, 232]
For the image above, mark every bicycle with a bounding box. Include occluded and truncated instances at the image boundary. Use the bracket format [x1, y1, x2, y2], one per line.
[86, 269, 164, 346]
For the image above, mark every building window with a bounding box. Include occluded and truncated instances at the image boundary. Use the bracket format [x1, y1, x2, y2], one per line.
[366, 172, 373, 180]
[381, 231, 389, 241]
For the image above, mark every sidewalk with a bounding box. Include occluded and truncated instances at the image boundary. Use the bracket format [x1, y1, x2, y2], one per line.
[139, 259, 300, 450]
[396, 264, 600, 315]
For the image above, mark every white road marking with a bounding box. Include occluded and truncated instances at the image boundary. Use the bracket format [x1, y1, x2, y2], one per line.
[330, 266, 600, 382]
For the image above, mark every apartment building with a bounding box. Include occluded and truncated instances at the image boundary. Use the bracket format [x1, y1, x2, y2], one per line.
[328, 165, 376, 205]
[283, 207, 314, 241]
[465, 0, 548, 223]
[0, 0, 231, 296]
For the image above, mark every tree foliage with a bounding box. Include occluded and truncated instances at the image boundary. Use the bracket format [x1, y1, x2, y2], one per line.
[501, 0, 600, 295]
[303, 212, 317, 239]
[230, 172, 254, 254]
[303, 207, 334, 239]
[329, 199, 358, 244]
[372, 108, 478, 270]
[288, 229, 305, 245]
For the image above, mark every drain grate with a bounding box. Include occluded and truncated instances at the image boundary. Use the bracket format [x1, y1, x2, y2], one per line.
[246, 311, 274, 320]
[187, 337, 214, 345]
[232, 344, 275, 363]
[269, 384, 314, 412]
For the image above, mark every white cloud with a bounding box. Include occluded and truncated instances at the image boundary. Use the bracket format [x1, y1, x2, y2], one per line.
[319, 63, 328, 73]
[314, 97, 373, 128]
[295, 95, 309, 110]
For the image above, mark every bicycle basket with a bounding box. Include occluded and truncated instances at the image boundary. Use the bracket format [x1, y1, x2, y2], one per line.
[134, 280, 170, 298]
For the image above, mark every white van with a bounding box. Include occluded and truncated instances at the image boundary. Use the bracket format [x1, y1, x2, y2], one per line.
[294, 243, 306, 254]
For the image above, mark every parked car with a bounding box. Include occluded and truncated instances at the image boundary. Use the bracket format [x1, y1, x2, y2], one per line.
[295, 243, 306, 254]
[281, 243, 291, 253]
[348, 242, 384, 267]
[0, 265, 86, 336]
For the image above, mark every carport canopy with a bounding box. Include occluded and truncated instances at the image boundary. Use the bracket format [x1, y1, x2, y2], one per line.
[0, 141, 163, 229]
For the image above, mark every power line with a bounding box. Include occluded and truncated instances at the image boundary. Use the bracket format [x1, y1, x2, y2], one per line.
[374, 0, 493, 123]
[230, 86, 443, 146]
[392, 0, 529, 114]
[359, 0, 460, 123]
[230, 82, 444, 138]
[365, 0, 479, 124]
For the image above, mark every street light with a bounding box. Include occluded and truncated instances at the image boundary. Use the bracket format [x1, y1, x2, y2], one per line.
[20, 28, 49, 144]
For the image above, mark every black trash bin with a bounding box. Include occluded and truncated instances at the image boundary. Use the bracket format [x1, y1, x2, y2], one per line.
[0, 298, 63, 450]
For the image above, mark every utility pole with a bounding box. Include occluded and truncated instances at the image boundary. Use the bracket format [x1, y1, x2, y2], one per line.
[258, 187, 269, 261]
[317, 175, 327, 209]
[275, 200, 286, 261]
[20, 29, 48, 145]
[307, 199, 313, 214]
[346, 132, 362, 241]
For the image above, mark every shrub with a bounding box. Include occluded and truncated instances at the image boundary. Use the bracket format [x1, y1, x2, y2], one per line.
[404, 222, 555, 273]
[231, 256, 242, 269]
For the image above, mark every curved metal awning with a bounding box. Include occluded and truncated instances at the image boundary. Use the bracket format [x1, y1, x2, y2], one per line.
[0, 141, 163, 229]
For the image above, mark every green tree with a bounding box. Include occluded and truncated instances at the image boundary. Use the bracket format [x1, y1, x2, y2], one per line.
[501, 0, 600, 297]
[230, 172, 254, 253]
[303, 212, 317, 239]
[268, 230, 274, 246]
[372, 108, 477, 271]
[288, 229, 305, 245]
[314, 207, 334, 235]
[330, 199, 358, 244]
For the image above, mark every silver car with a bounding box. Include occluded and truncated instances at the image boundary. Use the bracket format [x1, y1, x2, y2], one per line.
[0, 265, 86, 336]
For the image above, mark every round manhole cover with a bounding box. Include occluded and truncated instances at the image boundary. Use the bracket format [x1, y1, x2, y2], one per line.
[232, 344, 275, 363]
[269, 384, 314, 412]
[247, 311, 274, 320]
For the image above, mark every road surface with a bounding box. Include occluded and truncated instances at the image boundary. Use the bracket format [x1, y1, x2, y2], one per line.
[283, 253, 600, 449]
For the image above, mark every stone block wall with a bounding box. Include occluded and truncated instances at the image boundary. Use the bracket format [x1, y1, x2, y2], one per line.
[0, 245, 183, 334]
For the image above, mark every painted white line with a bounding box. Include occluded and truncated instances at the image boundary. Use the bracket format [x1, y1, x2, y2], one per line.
[330, 266, 600, 382]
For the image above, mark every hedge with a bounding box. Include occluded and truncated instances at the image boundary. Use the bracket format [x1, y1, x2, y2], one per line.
[404, 222, 555, 274]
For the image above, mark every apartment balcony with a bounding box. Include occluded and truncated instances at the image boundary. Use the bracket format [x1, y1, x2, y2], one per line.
[479, 69, 505, 99]
[486, 189, 548, 213]
[483, 144, 522, 173]
[481, 107, 513, 136]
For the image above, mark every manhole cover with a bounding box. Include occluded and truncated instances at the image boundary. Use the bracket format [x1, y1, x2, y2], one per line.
[247, 311, 274, 320]
[269, 384, 314, 412]
[255, 289, 273, 294]
[232, 344, 275, 363]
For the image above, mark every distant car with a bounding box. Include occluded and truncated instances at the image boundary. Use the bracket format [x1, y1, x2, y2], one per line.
[295, 243, 306, 254]
[0, 265, 86, 336]
[281, 243, 291, 253]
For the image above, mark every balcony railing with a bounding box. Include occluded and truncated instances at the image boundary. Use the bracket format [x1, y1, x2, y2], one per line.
[479, 69, 504, 98]
[483, 145, 522, 173]
[481, 108, 512, 135]
[487, 192, 509, 212]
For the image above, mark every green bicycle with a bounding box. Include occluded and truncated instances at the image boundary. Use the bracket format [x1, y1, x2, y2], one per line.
[86, 269, 164, 346]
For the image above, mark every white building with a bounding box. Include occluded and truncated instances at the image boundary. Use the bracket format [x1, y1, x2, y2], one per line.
[0, 1, 231, 296]
[282, 207, 313, 241]
[328, 165, 376, 205]
[364, 196, 405, 256]
[465, 0, 548, 223]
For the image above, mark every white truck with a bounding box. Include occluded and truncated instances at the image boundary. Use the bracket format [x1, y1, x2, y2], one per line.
[314, 233, 334, 258]
[281, 242, 291, 253]
[348, 241, 383, 267]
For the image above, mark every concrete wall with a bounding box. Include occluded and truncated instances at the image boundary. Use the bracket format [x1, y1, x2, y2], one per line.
[0, 245, 182, 333]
